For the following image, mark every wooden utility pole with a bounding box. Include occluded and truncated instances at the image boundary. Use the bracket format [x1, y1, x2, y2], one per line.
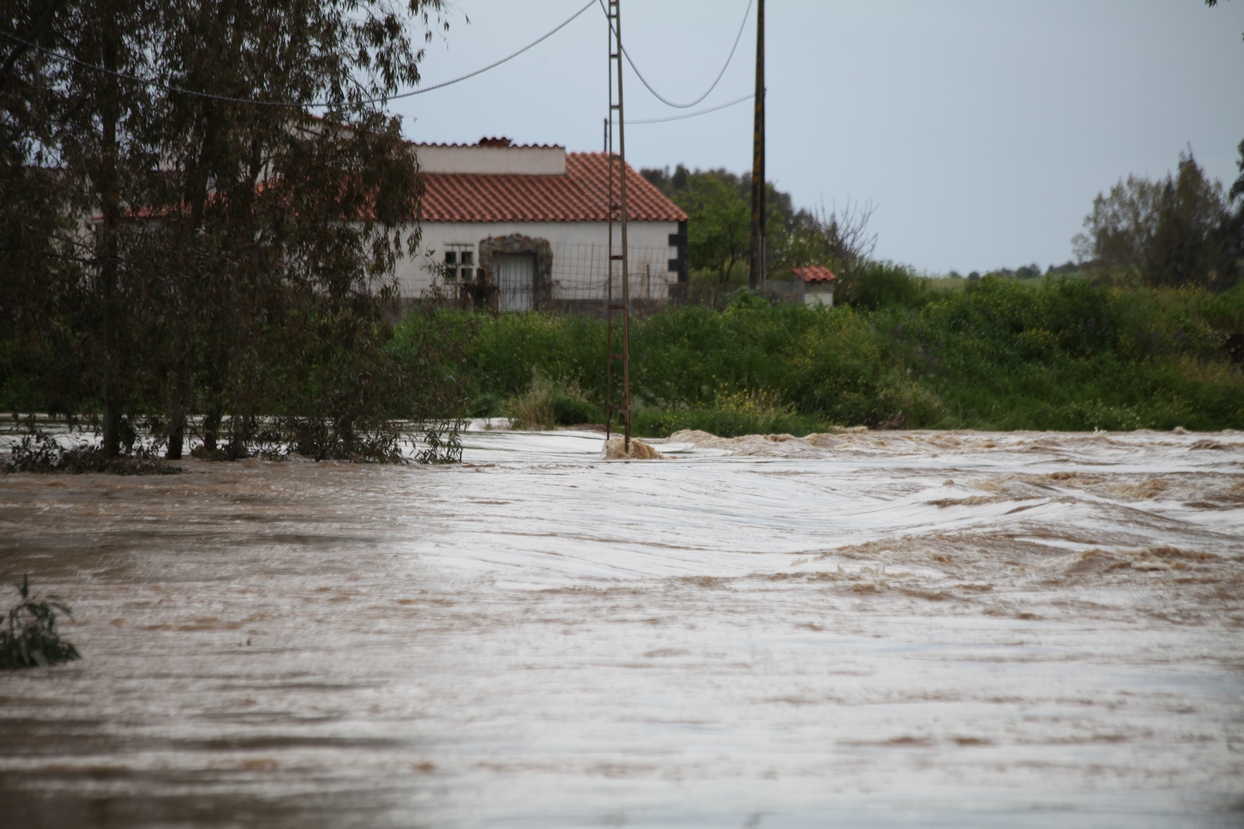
[748, 0, 765, 290]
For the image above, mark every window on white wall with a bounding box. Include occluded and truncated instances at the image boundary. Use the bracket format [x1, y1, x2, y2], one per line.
[443, 244, 475, 281]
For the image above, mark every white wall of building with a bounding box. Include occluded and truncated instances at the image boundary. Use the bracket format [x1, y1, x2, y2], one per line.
[397, 220, 679, 303]
[415, 145, 566, 176]
[804, 287, 835, 308]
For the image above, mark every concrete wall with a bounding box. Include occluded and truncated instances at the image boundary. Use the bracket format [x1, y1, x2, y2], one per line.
[398, 220, 681, 304]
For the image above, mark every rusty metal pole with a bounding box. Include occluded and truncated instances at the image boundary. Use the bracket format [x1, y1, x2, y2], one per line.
[748, 0, 765, 290]
[617, 1, 631, 452]
[604, 0, 631, 452]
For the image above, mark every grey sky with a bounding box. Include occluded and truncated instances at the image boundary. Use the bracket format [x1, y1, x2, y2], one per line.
[394, 1, 1244, 275]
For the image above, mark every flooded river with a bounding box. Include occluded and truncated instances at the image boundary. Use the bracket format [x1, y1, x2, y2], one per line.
[1, 427, 1242, 827]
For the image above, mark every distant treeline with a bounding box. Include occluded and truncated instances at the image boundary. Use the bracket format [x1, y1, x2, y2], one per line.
[945, 262, 1081, 282]
[643, 144, 1244, 311]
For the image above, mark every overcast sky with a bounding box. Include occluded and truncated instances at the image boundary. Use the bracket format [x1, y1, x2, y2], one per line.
[392, 1, 1244, 275]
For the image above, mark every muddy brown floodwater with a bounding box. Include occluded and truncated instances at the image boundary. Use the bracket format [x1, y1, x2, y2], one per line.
[1, 427, 1242, 828]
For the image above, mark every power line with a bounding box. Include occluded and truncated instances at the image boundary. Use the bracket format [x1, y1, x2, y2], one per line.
[0, 0, 595, 109]
[596, 0, 752, 109]
[628, 92, 753, 124]
[391, 0, 594, 102]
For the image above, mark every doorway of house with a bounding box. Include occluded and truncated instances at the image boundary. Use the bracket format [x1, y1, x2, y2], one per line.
[495, 253, 535, 312]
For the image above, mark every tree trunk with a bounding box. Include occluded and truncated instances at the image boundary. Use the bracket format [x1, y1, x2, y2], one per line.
[202, 348, 227, 452]
[99, 30, 122, 458]
[166, 360, 187, 459]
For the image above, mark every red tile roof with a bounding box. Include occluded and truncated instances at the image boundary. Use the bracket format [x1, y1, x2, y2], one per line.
[793, 265, 837, 283]
[418, 152, 687, 223]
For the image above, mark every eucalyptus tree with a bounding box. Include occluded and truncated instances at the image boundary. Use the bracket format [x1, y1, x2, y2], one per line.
[148, 0, 447, 457]
[3, 0, 454, 459]
[2, 0, 163, 451]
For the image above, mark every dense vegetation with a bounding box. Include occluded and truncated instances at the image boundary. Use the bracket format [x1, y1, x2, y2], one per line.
[395, 267, 1244, 436]
[1, 0, 460, 464]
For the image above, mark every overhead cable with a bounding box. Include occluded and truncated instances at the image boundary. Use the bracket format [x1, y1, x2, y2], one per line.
[0, 0, 594, 109]
[597, 0, 752, 109]
[391, 0, 594, 101]
[628, 92, 753, 124]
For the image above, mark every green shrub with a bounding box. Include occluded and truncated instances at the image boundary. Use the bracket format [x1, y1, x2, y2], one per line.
[467, 312, 606, 402]
[785, 306, 889, 424]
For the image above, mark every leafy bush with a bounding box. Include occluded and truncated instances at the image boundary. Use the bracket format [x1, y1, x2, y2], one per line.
[0, 576, 81, 670]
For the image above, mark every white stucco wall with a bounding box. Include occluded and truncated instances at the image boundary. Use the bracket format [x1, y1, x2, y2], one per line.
[803, 287, 835, 308]
[414, 145, 566, 176]
[397, 221, 680, 303]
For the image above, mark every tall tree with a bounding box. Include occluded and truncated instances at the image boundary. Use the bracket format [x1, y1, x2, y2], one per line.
[1, 1, 79, 415]
[642, 165, 810, 303]
[1073, 151, 1240, 290]
[147, 0, 445, 456]
[771, 200, 877, 291]
[2, 0, 454, 459]
[7, 0, 165, 454]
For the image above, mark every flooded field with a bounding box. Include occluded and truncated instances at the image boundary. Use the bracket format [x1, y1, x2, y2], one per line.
[1, 427, 1242, 827]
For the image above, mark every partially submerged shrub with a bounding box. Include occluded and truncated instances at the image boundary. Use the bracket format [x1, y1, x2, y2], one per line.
[0, 575, 81, 670]
[413, 420, 465, 464]
[634, 388, 820, 438]
[3, 430, 179, 475]
[503, 370, 597, 430]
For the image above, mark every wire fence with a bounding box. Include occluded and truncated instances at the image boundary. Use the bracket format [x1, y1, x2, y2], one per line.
[550, 243, 678, 302]
[429, 243, 683, 315]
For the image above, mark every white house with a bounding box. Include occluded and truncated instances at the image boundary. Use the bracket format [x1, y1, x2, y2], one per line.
[397, 138, 688, 312]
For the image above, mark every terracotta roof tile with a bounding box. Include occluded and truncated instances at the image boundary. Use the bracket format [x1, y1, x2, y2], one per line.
[793, 265, 837, 283]
[418, 152, 687, 223]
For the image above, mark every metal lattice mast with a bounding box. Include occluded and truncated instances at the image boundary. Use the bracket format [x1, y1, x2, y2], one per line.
[604, 0, 631, 451]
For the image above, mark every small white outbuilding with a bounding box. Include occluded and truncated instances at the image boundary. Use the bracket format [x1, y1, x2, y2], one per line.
[793, 265, 837, 307]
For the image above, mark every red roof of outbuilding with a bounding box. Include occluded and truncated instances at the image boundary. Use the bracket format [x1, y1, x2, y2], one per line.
[793, 265, 838, 283]
[417, 152, 687, 223]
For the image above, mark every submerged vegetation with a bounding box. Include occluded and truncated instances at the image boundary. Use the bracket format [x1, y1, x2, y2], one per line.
[0, 576, 80, 671]
[394, 269, 1244, 436]
[2, 429, 180, 475]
